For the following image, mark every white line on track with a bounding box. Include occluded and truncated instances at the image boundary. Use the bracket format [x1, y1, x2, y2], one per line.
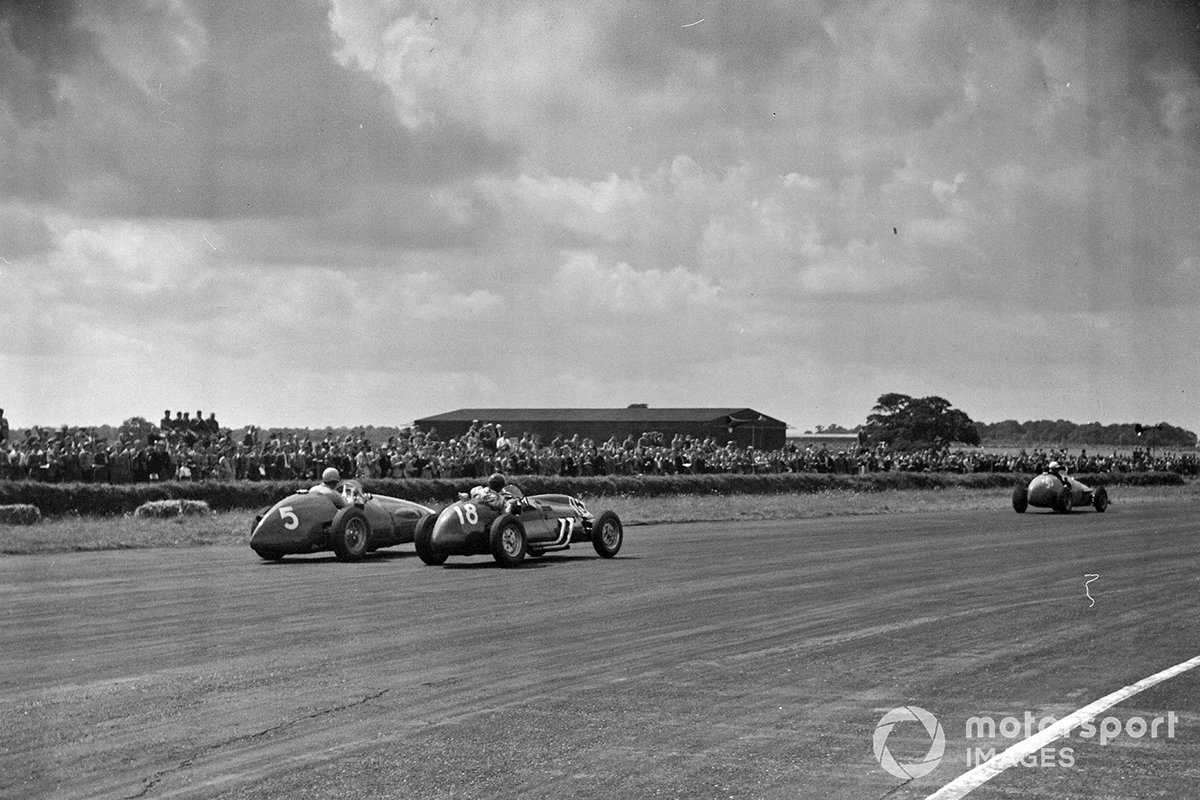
[924, 653, 1200, 800]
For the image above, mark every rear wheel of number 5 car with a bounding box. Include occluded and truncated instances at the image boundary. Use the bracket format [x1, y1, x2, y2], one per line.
[489, 515, 527, 567]
[591, 510, 623, 558]
[1055, 486, 1073, 513]
[414, 515, 447, 566]
[1092, 487, 1108, 512]
[331, 508, 371, 561]
[1011, 486, 1028, 514]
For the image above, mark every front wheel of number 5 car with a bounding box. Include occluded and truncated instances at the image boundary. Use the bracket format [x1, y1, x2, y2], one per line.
[489, 515, 527, 567]
[591, 510, 623, 558]
[1093, 487, 1108, 512]
[414, 515, 447, 566]
[331, 508, 371, 562]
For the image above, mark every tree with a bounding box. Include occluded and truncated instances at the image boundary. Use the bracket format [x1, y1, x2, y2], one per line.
[119, 416, 156, 444]
[861, 394, 981, 450]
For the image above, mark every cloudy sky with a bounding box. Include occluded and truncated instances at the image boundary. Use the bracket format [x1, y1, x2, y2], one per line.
[3, 0, 1197, 434]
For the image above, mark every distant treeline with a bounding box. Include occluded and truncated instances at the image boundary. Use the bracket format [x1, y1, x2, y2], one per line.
[975, 420, 1197, 448]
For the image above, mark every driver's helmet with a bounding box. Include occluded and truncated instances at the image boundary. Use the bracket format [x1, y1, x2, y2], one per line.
[1047, 461, 1060, 471]
[486, 472, 507, 491]
[322, 467, 341, 486]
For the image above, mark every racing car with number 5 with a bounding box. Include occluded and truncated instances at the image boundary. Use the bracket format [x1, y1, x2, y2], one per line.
[415, 486, 623, 567]
[250, 479, 435, 561]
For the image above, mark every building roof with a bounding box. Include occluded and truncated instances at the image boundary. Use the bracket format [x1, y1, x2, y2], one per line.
[788, 432, 861, 440]
[416, 407, 786, 426]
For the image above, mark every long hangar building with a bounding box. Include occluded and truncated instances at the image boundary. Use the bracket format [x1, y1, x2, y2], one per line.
[415, 407, 788, 450]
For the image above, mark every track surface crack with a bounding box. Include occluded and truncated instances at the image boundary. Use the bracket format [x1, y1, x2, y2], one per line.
[879, 777, 914, 799]
[123, 688, 392, 798]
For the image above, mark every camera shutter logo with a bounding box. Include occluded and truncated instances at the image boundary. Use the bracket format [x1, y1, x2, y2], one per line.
[873, 706, 946, 779]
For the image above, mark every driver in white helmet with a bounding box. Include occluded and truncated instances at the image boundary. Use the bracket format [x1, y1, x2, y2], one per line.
[311, 466, 347, 505]
[1046, 460, 1068, 487]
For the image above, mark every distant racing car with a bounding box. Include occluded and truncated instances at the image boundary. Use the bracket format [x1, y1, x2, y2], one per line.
[250, 479, 435, 561]
[1012, 471, 1109, 514]
[415, 485, 623, 567]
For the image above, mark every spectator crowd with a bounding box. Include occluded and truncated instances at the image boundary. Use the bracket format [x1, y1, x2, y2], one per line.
[0, 411, 1196, 484]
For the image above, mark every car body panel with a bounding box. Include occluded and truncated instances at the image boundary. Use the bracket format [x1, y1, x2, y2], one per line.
[250, 480, 434, 558]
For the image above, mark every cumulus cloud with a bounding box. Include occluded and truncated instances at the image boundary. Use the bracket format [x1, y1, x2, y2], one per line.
[0, 0, 514, 220]
[546, 252, 722, 313]
[0, 205, 54, 260]
[2, 0, 1198, 430]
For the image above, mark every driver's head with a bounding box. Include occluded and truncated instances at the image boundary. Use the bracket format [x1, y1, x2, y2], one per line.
[322, 467, 340, 486]
[1048, 461, 1060, 471]
[487, 472, 506, 491]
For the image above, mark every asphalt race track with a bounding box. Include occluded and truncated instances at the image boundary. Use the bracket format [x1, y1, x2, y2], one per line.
[2, 501, 1197, 799]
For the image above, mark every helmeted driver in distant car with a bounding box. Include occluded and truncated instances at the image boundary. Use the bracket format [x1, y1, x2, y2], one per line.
[1046, 460, 1068, 487]
[469, 472, 520, 514]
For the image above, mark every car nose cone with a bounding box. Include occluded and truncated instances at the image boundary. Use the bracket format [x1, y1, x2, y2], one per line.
[249, 516, 287, 548]
[431, 510, 465, 548]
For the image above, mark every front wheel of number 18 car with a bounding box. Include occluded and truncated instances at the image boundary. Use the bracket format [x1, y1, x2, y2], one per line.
[489, 515, 527, 567]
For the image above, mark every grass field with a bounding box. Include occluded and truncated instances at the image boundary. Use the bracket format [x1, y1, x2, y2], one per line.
[2, 481, 1196, 556]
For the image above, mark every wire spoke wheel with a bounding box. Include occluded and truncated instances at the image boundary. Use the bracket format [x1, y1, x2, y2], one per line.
[331, 508, 371, 561]
[345, 517, 368, 551]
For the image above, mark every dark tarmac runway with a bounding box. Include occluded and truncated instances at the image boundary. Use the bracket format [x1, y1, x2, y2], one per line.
[1, 502, 1197, 799]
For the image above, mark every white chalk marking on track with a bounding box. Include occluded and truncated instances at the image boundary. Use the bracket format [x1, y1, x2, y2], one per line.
[924, 653, 1200, 800]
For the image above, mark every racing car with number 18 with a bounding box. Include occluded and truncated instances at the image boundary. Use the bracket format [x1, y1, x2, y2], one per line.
[415, 485, 623, 567]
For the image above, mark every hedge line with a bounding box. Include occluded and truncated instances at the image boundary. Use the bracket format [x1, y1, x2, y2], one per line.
[0, 471, 1185, 517]
[0, 504, 41, 525]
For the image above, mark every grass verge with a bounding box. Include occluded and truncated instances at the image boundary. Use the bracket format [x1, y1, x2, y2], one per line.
[2, 481, 1197, 556]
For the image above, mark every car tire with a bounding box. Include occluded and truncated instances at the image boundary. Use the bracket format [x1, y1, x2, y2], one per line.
[331, 507, 371, 562]
[1011, 486, 1028, 514]
[591, 511, 623, 558]
[414, 515, 447, 566]
[1056, 486, 1073, 513]
[489, 515, 527, 567]
[1093, 487, 1108, 513]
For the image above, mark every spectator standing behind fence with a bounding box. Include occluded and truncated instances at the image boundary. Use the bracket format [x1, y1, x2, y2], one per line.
[215, 449, 234, 481]
[0, 408, 8, 444]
